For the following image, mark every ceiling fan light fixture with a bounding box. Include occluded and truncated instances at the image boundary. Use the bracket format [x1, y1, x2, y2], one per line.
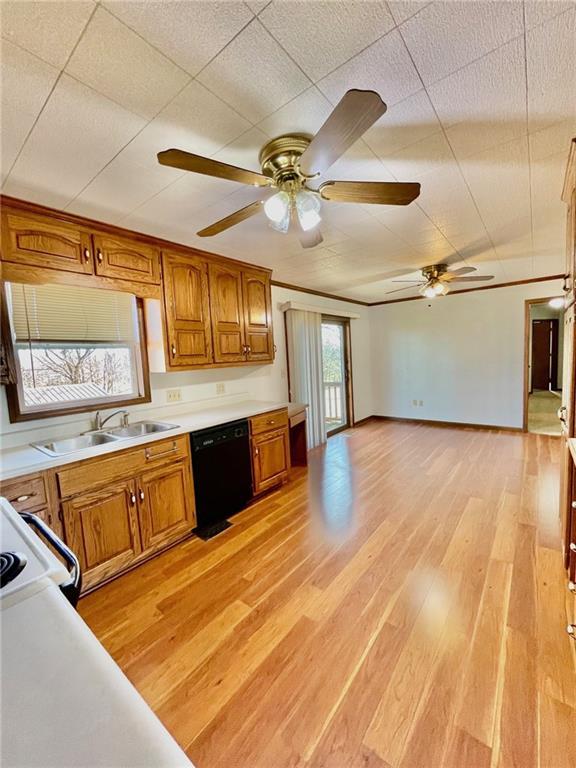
[420, 279, 447, 298]
[295, 190, 322, 231]
[263, 190, 290, 224]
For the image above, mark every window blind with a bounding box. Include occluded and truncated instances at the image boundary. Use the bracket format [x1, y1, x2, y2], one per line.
[9, 283, 137, 344]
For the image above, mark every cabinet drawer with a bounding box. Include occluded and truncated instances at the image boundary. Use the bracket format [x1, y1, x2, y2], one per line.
[250, 409, 288, 436]
[1, 474, 47, 512]
[57, 435, 190, 497]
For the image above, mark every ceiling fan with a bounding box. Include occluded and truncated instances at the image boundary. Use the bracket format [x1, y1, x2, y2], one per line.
[157, 89, 421, 249]
[387, 264, 495, 298]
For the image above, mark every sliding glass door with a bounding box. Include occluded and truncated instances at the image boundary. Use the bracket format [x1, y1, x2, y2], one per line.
[321, 317, 351, 435]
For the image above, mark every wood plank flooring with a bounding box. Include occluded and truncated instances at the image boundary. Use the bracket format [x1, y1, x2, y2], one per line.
[79, 420, 576, 768]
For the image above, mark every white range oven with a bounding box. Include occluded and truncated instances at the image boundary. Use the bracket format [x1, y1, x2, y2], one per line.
[1, 497, 193, 768]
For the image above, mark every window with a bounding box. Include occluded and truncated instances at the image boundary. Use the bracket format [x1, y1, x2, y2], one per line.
[3, 282, 150, 421]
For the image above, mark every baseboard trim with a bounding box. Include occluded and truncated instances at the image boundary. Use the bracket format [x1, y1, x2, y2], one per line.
[354, 414, 524, 433]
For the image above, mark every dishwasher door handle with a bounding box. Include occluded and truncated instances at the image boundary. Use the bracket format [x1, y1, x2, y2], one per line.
[20, 513, 82, 607]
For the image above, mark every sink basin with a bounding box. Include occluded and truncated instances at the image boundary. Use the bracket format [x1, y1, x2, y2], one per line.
[103, 421, 178, 438]
[33, 432, 120, 457]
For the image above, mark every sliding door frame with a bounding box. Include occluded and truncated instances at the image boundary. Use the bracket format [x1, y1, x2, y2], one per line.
[322, 315, 354, 436]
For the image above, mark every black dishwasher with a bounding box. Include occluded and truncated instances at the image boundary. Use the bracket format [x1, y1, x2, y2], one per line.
[190, 419, 252, 540]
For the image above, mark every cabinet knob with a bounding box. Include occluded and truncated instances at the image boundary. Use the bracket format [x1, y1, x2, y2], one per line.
[171, 343, 176, 357]
[97, 250, 103, 263]
[570, 543, 576, 553]
[567, 624, 576, 639]
[569, 581, 576, 593]
[139, 489, 145, 501]
[130, 493, 136, 505]
[572, 502, 576, 509]
[83, 247, 90, 262]
[254, 447, 259, 456]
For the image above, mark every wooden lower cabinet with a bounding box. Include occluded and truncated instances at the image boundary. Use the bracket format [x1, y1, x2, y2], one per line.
[138, 461, 196, 553]
[252, 427, 290, 495]
[62, 479, 142, 591]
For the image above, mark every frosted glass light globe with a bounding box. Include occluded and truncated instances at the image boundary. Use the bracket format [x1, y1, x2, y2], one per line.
[264, 191, 290, 223]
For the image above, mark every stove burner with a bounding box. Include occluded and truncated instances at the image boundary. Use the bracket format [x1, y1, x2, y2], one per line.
[0, 551, 27, 588]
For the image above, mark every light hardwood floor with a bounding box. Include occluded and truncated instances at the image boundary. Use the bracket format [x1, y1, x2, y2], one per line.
[80, 420, 576, 768]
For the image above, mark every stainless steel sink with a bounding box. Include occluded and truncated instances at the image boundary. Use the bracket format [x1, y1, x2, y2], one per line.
[33, 432, 120, 457]
[103, 421, 178, 438]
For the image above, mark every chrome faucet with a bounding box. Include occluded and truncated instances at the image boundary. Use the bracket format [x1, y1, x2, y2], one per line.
[94, 409, 129, 431]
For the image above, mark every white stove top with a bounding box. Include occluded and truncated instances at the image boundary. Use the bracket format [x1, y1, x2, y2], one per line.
[0, 498, 69, 609]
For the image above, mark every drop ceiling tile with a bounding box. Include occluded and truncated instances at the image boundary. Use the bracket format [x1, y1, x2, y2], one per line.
[103, 1, 253, 76]
[259, 1, 394, 82]
[428, 37, 526, 161]
[387, 2, 431, 25]
[524, 1, 575, 30]
[120, 80, 251, 173]
[213, 127, 271, 173]
[529, 119, 576, 162]
[4, 74, 145, 209]
[197, 19, 311, 123]
[364, 89, 441, 159]
[316, 141, 396, 184]
[0, 40, 59, 182]
[258, 86, 333, 139]
[66, 7, 190, 120]
[66, 155, 172, 223]
[318, 29, 421, 108]
[399, 1, 523, 85]
[459, 138, 530, 233]
[247, 1, 272, 14]
[381, 131, 455, 182]
[526, 7, 576, 133]
[0, 1, 94, 68]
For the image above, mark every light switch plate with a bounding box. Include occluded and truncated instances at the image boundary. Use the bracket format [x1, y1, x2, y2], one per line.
[166, 388, 182, 403]
[216, 383, 225, 395]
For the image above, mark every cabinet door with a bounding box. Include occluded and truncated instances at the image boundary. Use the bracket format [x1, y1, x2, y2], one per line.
[252, 428, 290, 495]
[138, 461, 195, 552]
[1, 210, 93, 274]
[162, 252, 213, 367]
[209, 263, 246, 363]
[242, 268, 274, 362]
[92, 233, 160, 285]
[62, 479, 141, 591]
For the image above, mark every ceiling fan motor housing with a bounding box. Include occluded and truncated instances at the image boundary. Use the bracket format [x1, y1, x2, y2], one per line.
[258, 134, 312, 188]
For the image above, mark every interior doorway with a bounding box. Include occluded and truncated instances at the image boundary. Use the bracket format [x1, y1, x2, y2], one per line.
[524, 297, 564, 435]
[321, 317, 353, 436]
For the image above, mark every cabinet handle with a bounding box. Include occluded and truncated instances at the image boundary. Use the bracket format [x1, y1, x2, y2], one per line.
[171, 343, 176, 357]
[83, 247, 90, 262]
[254, 447, 259, 456]
[570, 543, 576, 553]
[10, 493, 36, 503]
[145, 441, 177, 460]
[130, 493, 136, 505]
[139, 489, 145, 501]
[569, 581, 576, 593]
[246, 345, 251, 354]
[97, 250, 103, 263]
[242, 344, 247, 354]
[267, 420, 276, 426]
[567, 625, 576, 639]
[558, 406, 567, 422]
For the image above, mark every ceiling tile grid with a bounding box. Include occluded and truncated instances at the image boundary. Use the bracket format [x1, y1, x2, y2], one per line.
[1, 1, 575, 302]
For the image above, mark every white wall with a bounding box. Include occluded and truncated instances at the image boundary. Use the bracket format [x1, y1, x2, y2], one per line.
[0, 285, 372, 449]
[370, 279, 564, 429]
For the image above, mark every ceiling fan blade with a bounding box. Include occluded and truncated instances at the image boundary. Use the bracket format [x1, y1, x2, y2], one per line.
[318, 180, 421, 206]
[298, 89, 387, 177]
[390, 280, 423, 284]
[446, 266, 477, 277]
[449, 275, 495, 282]
[197, 200, 264, 237]
[158, 149, 271, 187]
[299, 227, 323, 249]
[385, 284, 424, 295]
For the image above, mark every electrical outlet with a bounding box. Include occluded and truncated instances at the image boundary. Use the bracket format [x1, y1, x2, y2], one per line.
[166, 388, 182, 403]
[418, 400, 423, 407]
[412, 399, 418, 406]
[216, 383, 225, 395]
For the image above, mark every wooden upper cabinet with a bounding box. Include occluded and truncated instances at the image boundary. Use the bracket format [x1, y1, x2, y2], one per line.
[242, 268, 274, 362]
[138, 461, 196, 553]
[162, 252, 213, 367]
[61, 478, 142, 590]
[209, 263, 246, 364]
[1, 210, 93, 274]
[92, 233, 160, 285]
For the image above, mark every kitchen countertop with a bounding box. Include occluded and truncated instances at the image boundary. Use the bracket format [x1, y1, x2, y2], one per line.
[0, 400, 307, 482]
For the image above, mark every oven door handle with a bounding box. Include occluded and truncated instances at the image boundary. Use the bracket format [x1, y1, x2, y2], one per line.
[20, 513, 82, 608]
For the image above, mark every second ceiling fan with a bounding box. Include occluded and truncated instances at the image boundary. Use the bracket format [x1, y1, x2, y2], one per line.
[157, 89, 421, 249]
